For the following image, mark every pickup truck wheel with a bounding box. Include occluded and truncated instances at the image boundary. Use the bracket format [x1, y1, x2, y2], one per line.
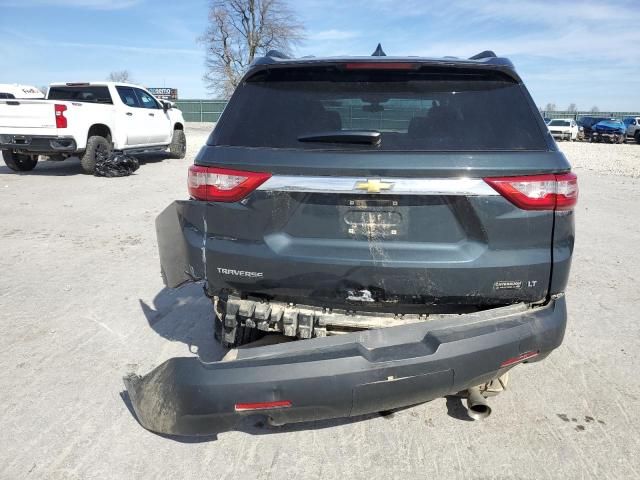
[168, 129, 186, 159]
[81, 136, 112, 174]
[2, 150, 38, 172]
[635, 132, 640, 144]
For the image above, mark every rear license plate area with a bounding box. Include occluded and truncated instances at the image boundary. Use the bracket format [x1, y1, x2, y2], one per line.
[339, 198, 409, 239]
[11, 136, 31, 145]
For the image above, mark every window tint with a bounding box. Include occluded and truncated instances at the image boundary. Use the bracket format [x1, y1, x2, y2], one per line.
[134, 89, 160, 109]
[48, 86, 112, 104]
[116, 86, 139, 107]
[0, 92, 16, 99]
[549, 120, 570, 126]
[213, 69, 548, 151]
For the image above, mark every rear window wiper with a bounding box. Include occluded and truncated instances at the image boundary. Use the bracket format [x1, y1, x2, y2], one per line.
[298, 130, 381, 145]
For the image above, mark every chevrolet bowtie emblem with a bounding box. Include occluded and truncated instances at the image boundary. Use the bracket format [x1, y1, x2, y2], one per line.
[355, 179, 394, 193]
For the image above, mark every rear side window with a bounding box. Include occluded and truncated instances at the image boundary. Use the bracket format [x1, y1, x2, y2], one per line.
[0, 92, 16, 99]
[116, 86, 139, 107]
[212, 68, 548, 151]
[48, 86, 112, 104]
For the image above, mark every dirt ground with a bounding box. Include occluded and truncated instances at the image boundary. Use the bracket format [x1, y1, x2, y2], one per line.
[1, 124, 639, 479]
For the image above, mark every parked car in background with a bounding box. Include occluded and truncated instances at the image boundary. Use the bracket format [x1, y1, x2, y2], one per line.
[0, 82, 186, 173]
[576, 116, 615, 141]
[543, 117, 552, 125]
[623, 116, 640, 144]
[591, 119, 626, 143]
[547, 118, 578, 141]
[0, 84, 45, 100]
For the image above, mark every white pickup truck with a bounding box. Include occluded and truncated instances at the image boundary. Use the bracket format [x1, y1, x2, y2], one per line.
[0, 82, 186, 173]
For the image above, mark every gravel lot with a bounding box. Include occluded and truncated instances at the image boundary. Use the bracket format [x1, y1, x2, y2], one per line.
[1, 124, 639, 480]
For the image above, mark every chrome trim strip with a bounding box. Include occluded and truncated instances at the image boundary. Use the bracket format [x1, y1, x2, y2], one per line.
[257, 176, 498, 196]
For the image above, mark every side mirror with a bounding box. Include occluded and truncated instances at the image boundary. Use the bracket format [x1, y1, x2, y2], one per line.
[162, 101, 169, 112]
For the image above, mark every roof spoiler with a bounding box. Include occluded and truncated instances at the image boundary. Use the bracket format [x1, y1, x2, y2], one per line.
[469, 50, 497, 60]
[264, 50, 290, 60]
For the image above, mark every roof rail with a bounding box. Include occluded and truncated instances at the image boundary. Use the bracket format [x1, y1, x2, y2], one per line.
[371, 43, 386, 56]
[265, 50, 290, 60]
[469, 50, 497, 60]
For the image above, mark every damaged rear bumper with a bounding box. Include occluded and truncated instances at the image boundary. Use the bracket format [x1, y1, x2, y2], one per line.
[124, 296, 566, 436]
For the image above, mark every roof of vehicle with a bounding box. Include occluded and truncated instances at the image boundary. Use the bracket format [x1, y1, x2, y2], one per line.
[247, 47, 521, 82]
[48, 81, 147, 89]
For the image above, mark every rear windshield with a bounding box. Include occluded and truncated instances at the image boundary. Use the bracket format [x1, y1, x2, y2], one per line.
[48, 86, 113, 104]
[212, 68, 547, 151]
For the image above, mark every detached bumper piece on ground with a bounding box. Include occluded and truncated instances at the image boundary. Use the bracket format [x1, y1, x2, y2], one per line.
[124, 297, 566, 436]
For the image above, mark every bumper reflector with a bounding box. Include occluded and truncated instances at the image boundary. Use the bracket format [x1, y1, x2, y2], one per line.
[500, 350, 539, 368]
[234, 400, 292, 412]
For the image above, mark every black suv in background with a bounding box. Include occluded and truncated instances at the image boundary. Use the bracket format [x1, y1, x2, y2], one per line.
[125, 49, 577, 436]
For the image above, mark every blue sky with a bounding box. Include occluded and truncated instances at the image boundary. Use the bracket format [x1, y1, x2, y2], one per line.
[1, 0, 639, 111]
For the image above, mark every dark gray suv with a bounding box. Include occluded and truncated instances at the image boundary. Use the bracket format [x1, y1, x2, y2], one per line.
[125, 50, 577, 436]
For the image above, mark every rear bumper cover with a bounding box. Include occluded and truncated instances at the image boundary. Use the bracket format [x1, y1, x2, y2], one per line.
[124, 296, 566, 436]
[0, 134, 77, 153]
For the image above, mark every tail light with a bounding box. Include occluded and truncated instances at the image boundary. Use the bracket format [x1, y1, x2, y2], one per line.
[54, 104, 67, 128]
[188, 165, 271, 202]
[484, 173, 578, 211]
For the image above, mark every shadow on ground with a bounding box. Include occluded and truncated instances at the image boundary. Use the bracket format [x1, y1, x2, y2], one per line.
[445, 396, 473, 421]
[138, 282, 225, 362]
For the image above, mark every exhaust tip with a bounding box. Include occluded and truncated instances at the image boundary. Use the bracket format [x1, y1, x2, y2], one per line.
[466, 386, 492, 421]
[467, 402, 492, 421]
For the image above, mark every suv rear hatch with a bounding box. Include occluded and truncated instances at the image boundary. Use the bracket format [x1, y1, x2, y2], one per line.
[171, 62, 573, 314]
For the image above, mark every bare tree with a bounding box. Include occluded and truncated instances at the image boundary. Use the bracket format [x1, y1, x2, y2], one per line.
[108, 70, 133, 83]
[567, 103, 577, 112]
[545, 103, 556, 112]
[590, 105, 600, 113]
[200, 0, 304, 97]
